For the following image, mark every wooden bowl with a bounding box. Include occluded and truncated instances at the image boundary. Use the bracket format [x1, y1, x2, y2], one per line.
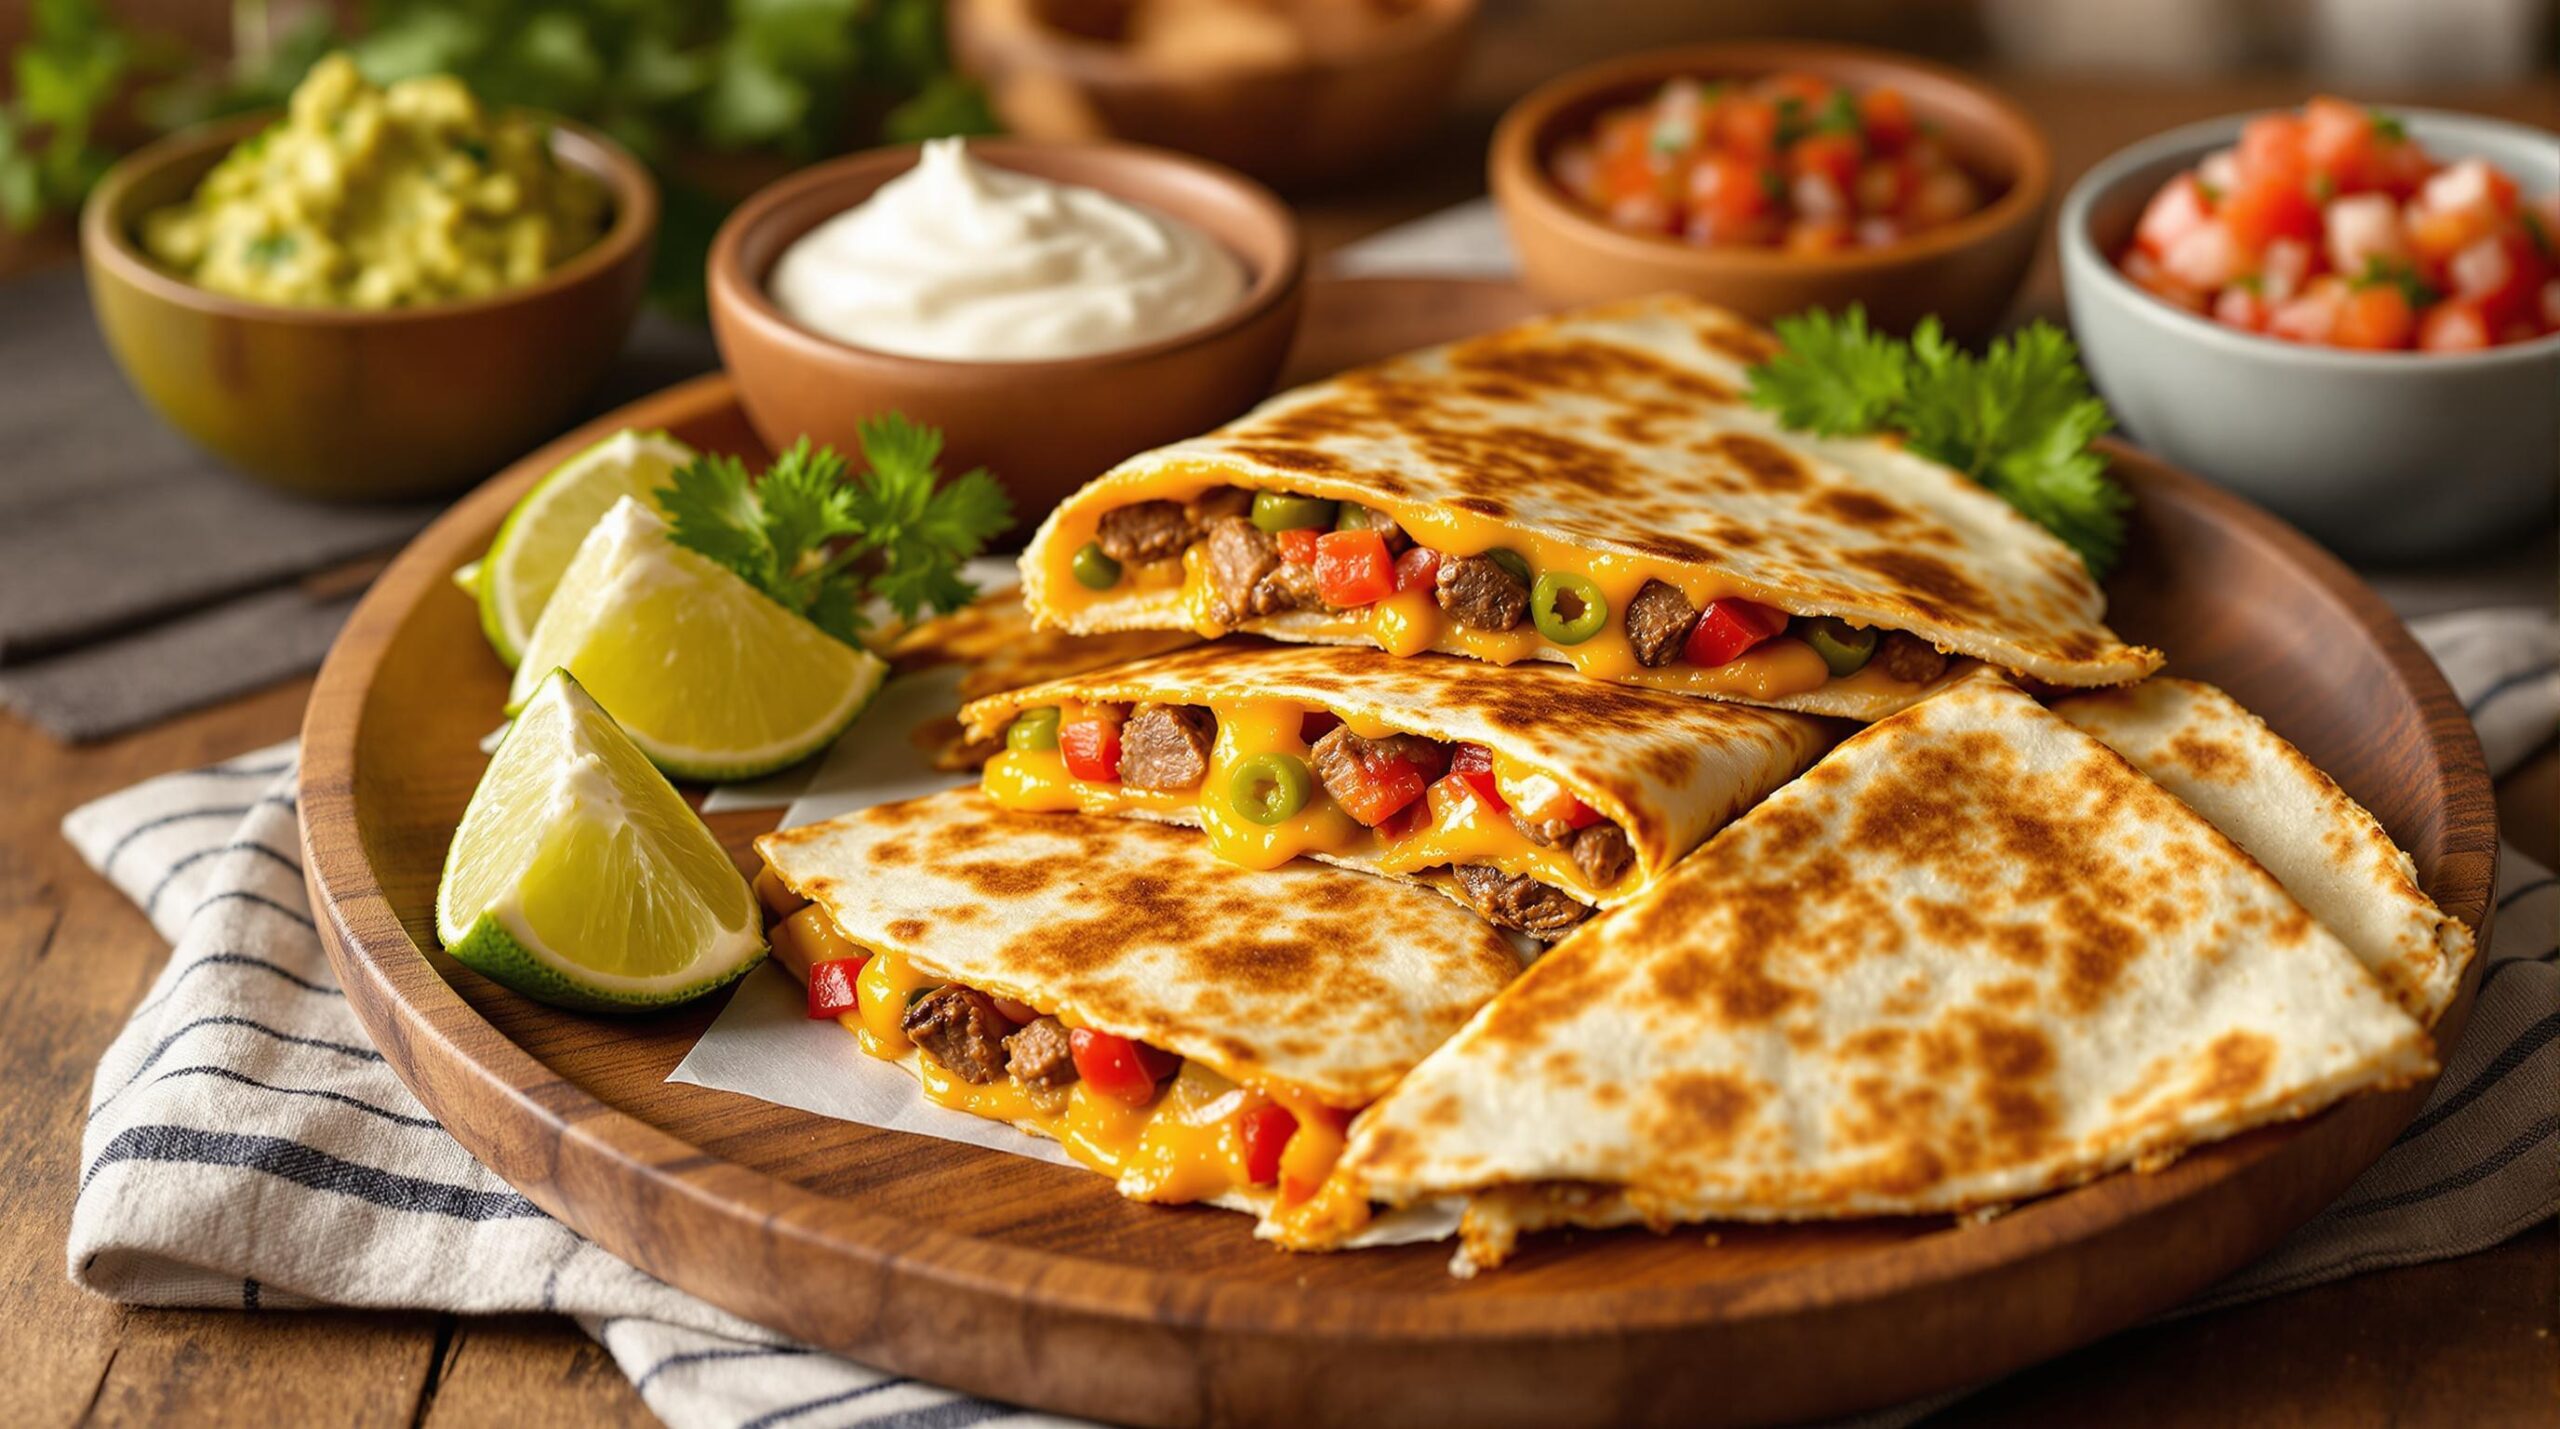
[80, 112, 656, 502]
[706, 138, 1304, 536]
[1490, 42, 2051, 341]
[952, 0, 1479, 190]
[302, 278, 2497, 1429]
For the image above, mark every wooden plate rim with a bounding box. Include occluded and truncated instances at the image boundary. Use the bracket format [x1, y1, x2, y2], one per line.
[297, 284, 2498, 1359]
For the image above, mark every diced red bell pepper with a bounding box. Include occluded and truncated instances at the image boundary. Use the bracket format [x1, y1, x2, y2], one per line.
[806, 956, 867, 1019]
[1313, 530, 1395, 607]
[1789, 132, 1861, 191]
[2219, 175, 2320, 251]
[1238, 1100, 1298, 1186]
[1070, 1028, 1178, 1106]
[1060, 711, 1124, 783]
[1275, 527, 1321, 564]
[1857, 86, 1915, 150]
[1448, 743, 1507, 810]
[1684, 598, 1790, 668]
[1562, 798, 1605, 830]
[1330, 743, 1434, 828]
[1392, 545, 1442, 593]
[1376, 797, 1433, 841]
[1298, 710, 1341, 744]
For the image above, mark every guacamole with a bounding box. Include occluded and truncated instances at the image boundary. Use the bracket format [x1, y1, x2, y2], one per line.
[143, 55, 609, 309]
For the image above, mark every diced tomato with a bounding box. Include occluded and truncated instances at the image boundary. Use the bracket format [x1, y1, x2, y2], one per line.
[1328, 743, 1433, 827]
[2213, 285, 2270, 331]
[2542, 279, 2560, 331]
[2135, 174, 2215, 259]
[1376, 797, 1433, 841]
[2237, 113, 2310, 190]
[1562, 797, 1605, 830]
[2452, 232, 2547, 328]
[1313, 529, 1395, 607]
[2417, 299, 2492, 351]
[2221, 175, 2322, 251]
[2302, 96, 2381, 190]
[2421, 158, 2519, 219]
[1237, 1100, 1297, 1186]
[1684, 597, 1789, 667]
[1449, 743, 1507, 809]
[1858, 86, 1915, 149]
[806, 956, 866, 1019]
[2261, 237, 2313, 302]
[2322, 193, 2407, 277]
[1905, 167, 1979, 230]
[1392, 544, 1441, 593]
[1274, 527, 1320, 564]
[2333, 282, 2416, 349]
[1060, 711, 1124, 782]
[1069, 1028, 1178, 1106]
[2407, 199, 2494, 264]
[1298, 709, 1341, 743]
[1688, 153, 1772, 227]
[1715, 95, 1779, 158]
[1789, 132, 1861, 191]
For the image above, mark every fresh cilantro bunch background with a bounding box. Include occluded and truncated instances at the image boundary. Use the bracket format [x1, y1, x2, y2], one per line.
[1746, 306, 2132, 577]
[4, 0, 997, 312]
[656, 416, 1013, 647]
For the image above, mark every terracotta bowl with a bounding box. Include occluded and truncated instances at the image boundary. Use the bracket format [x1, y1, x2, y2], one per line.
[1490, 42, 2051, 341]
[706, 138, 1304, 535]
[951, 0, 1479, 190]
[81, 112, 656, 501]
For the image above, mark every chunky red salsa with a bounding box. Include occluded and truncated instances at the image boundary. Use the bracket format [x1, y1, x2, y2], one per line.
[1549, 73, 1986, 253]
[2116, 97, 2560, 352]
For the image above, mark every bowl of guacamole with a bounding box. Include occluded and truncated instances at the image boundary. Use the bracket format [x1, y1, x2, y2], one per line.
[81, 54, 656, 499]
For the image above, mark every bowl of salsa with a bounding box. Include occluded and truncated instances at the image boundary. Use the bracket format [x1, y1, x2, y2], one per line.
[2061, 103, 2558, 559]
[1490, 42, 2050, 339]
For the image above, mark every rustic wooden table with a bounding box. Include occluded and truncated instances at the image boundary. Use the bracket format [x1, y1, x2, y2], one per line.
[3, 56, 2555, 1428]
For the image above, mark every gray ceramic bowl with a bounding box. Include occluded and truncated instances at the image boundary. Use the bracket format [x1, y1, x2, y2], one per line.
[2061, 108, 2558, 561]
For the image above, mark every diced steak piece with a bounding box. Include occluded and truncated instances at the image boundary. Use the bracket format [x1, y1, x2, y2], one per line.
[1095, 500, 1195, 564]
[1624, 580, 1698, 667]
[1512, 812, 1574, 847]
[1451, 864, 1594, 938]
[902, 985, 1013, 1084]
[1203, 517, 1324, 623]
[1310, 726, 1452, 808]
[1570, 822, 1634, 887]
[1005, 1016, 1078, 1109]
[1119, 703, 1216, 789]
[1184, 485, 1253, 527]
[1879, 632, 1949, 684]
[1434, 554, 1530, 631]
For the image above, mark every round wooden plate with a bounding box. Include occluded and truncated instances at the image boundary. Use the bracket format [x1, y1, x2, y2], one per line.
[300, 277, 2498, 1428]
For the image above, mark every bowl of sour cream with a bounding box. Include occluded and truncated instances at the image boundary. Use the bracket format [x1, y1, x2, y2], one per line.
[709, 137, 1303, 529]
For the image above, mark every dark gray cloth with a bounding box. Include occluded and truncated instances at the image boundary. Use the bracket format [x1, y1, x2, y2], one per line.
[0, 266, 718, 741]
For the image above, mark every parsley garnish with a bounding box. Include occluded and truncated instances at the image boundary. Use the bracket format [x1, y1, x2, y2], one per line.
[654, 418, 1010, 647]
[1746, 307, 2130, 577]
[2369, 109, 2408, 143]
[2353, 255, 2440, 309]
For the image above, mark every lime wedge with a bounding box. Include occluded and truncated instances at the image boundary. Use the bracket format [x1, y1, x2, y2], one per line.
[476, 429, 696, 666]
[507, 497, 886, 782]
[437, 669, 764, 1012]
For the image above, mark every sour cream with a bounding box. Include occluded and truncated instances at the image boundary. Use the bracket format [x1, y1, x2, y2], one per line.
[769, 139, 1248, 361]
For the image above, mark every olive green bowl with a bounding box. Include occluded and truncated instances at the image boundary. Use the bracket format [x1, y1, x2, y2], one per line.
[79, 111, 658, 501]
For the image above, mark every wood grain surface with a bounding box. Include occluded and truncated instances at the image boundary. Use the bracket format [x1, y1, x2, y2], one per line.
[292, 274, 2499, 1428]
[6, 56, 2555, 1429]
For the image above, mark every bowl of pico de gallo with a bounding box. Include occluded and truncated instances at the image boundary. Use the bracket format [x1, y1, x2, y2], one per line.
[2061, 99, 2558, 560]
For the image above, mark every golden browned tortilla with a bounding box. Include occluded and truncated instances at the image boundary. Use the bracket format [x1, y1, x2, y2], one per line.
[1021, 294, 2159, 720]
[1336, 671, 2434, 1273]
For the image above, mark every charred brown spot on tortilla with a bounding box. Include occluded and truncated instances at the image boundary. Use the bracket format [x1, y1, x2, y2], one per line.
[1814, 488, 1912, 530]
[947, 858, 1056, 900]
[868, 839, 914, 867]
[1709, 433, 1810, 493]
[887, 917, 929, 941]
[1698, 320, 1782, 364]
[2166, 731, 2245, 783]
[1852, 547, 1995, 622]
[1227, 444, 1350, 476]
[1450, 494, 1510, 518]
[1641, 1072, 1762, 1156]
[2188, 1031, 2277, 1107]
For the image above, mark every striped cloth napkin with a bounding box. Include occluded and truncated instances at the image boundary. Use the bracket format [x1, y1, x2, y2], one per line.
[62, 608, 2558, 1429]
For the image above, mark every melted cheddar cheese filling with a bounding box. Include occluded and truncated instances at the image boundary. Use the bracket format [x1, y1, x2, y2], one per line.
[982, 697, 1633, 904]
[1043, 467, 1930, 703]
[759, 874, 1369, 1249]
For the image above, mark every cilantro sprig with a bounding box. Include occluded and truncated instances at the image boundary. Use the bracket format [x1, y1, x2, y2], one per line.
[1745, 307, 2131, 577]
[654, 416, 1010, 648]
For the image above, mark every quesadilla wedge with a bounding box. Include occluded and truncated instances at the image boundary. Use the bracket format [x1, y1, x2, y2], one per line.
[1021, 294, 2160, 720]
[1335, 670, 2434, 1274]
[2056, 678, 2476, 1025]
[959, 641, 1833, 937]
[754, 789, 1522, 1248]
